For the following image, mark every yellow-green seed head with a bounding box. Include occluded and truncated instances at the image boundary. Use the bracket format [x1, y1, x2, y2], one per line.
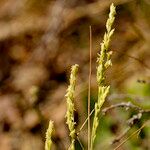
[45, 121, 54, 150]
[65, 64, 79, 150]
[91, 3, 116, 149]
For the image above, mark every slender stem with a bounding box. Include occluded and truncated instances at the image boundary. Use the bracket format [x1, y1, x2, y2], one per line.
[77, 136, 85, 150]
[88, 26, 92, 150]
[77, 109, 95, 136]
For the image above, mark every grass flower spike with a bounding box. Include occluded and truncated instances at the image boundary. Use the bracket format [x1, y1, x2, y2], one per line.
[65, 64, 79, 150]
[91, 3, 116, 149]
[45, 120, 54, 150]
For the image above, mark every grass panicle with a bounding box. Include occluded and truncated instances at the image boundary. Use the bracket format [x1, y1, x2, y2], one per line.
[44, 3, 116, 150]
[45, 120, 54, 150]
[91, 3, 116, 149]
[65, 64, 79, 150]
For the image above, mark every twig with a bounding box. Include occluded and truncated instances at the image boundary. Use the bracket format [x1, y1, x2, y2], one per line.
[102, 102, 150, 144]
[113, 121, 150, 150]
[102, 102, 142, 114]
[77, 101, 150, 136]
[77, 100, 150, 144]
[112, 126, 130, 144]
[112, 112, 143, 144]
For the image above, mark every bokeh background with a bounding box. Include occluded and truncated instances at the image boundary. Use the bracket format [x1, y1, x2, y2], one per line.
[0, 0, 149, 150]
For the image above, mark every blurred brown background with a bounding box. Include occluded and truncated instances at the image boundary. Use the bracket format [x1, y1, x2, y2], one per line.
[0, 0, 149, 150]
